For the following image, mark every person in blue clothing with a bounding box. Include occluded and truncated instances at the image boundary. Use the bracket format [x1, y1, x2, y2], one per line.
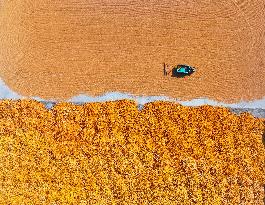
[164, 63, 196, 77]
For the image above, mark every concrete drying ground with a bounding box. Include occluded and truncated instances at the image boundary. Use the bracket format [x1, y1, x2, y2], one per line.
[0, 0, 264, 103]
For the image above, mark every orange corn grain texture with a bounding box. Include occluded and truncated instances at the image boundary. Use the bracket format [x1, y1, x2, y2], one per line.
[0, 99, 264, 204]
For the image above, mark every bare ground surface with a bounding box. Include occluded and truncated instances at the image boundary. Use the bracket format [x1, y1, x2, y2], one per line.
[228, 108, 265, 119]
[0, 0, 264, 102]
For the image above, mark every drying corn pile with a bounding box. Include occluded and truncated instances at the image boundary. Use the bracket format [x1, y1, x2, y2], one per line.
[0, 99, 264, 204]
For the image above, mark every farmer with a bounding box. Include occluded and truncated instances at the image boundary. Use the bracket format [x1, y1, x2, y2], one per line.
[164, 63, 171, 76]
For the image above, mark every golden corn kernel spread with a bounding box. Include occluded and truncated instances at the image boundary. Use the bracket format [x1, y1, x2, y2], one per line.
[0, 99, 264, 204]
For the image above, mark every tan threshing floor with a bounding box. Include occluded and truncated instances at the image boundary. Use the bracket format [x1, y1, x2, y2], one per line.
[0, 0, 264, 102]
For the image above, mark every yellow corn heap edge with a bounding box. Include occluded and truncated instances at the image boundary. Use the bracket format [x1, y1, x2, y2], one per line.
[0, 99, 264, 204]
